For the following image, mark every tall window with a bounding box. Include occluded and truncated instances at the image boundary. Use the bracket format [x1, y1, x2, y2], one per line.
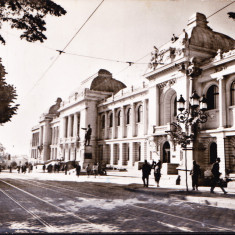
[109, 113, 113, 128]
[206, 85, 219, 110]
[101, 115, 105, 129]
[210, 142, 217, 164]
[174, 96, 177, 116]
[230, 81, 235, 106]
[126, 108, 131, 124]
[117, 110, 121, 126]
[137, 105, 143, 123]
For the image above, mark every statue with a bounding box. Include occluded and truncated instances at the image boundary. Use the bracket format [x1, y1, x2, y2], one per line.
[48, 97, 62, 116]
[171, 34, 179, 43]
[82, 124, 92, 146]
[181, 29, 188, 46]
[187, 57, 202, 78]
[149, 46, 159, 70]
[215, 49, 223, 61]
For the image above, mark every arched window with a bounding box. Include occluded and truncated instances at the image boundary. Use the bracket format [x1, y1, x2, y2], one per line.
[230, 81, 235, 106]
[206, 85, 219, 110]
[126, 108, 131, 124]
[109, 113, 113, 128]
[117, 110, 121, 126]
[101, 115, 105, 129]
[137, 105, 143, 123]
[174, 96, 177, 117]
[210, 142, 217, 164]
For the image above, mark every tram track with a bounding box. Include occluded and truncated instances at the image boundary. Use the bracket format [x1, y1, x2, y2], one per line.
[0, 179, 111, 233]
[3, 178, 235, 232]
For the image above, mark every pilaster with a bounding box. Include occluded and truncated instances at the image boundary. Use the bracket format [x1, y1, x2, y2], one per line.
[218, 76, 226, 128]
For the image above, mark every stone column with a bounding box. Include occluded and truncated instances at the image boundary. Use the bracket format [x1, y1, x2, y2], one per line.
[143, 99, 148, 135]
[67, 115, 72, 137]
[140, 141, 145, 162]
[110, 143, 114, 165]
[218, 76, 226, 128]
[104, 111, 108, 139]
[131, 103, 136, 137]
[128, 142, 134, 166]
[148, 85, 159, 135]
[217, 133, 226, 177]
[112, 109, 116, 139]
[63, 117, 67, 138]
[39, 126, 43, 146]
[121, 106, 125, 138]
[73, 113, 78, 138]
[118, 143, 123, 166]
[42, 120, 51, 161]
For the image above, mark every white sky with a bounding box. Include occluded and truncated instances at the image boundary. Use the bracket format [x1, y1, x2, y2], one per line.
[0, 0, 234, 156]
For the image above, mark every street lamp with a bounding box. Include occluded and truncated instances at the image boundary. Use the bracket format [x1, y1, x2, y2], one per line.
[166, 90, 208, 191]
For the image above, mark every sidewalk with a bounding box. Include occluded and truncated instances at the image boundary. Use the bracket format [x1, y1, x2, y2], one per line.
[1, 170, 235, 210]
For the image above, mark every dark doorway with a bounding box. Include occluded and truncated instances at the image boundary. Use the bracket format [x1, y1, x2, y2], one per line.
[163, 141, 170, 163]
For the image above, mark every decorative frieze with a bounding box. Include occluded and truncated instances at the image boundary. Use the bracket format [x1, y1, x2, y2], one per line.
[157, 78, 176, 89]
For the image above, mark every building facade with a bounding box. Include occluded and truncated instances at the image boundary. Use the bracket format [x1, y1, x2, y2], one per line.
[30, 13, 235, 185]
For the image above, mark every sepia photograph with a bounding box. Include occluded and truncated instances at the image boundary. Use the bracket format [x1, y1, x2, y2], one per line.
[0, 0, 235, 233]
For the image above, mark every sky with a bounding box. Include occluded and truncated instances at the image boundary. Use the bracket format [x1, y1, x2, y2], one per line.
[0, 0, 234, 156]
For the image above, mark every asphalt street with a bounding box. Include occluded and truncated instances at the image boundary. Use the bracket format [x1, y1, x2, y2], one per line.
[0, 172, 235, 233]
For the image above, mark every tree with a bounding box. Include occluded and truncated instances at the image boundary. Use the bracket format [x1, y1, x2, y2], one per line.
[0, 60, 19, 124]
[0, 0, 67, 44]
[0, 0, 66, 124]
[228, 12, 235, 20]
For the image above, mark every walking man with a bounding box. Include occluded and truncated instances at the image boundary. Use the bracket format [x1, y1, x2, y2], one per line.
[210, 158, 227, 194]
[190, 160, 201, 191]
[86, 164, 91, 177]
[141, 160, 152, 187]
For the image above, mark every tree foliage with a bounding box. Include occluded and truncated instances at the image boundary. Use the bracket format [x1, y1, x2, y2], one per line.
[0, 0, 66, 44]
[0, 60, 19, 124]
[228, 12, 235, 20]
[0, 0, 66, 124]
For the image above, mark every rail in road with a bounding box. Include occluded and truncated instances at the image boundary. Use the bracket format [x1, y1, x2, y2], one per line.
[0, 178, 234, 233]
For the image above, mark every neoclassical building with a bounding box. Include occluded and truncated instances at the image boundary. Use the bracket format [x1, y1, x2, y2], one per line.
[30, 13, 235, 185]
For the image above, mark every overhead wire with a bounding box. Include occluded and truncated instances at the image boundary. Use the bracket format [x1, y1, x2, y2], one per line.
[25, 0, 105, 96]
[22, 0, 234, 96]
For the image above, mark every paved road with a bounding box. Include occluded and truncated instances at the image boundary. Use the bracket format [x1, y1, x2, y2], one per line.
[0, 174, 235, 233]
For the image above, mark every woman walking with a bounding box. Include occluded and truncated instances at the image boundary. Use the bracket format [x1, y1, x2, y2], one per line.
[154, 160, 162, 187]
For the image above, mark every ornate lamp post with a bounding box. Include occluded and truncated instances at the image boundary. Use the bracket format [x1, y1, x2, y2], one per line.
[166, 91, 208, 191]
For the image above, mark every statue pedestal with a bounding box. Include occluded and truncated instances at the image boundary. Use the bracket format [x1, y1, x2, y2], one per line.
[83, 145, 93, 164]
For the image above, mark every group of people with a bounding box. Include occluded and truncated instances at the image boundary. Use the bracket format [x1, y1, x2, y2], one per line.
[141, 157, 227, 194]
[85, 163, 106, 178]
[141, 160, 162, 188]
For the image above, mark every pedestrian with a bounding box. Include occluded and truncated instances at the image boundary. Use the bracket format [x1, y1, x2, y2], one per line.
[153, 160, 162, 187]
[93, 163, 98, 178]
[210, 158, 227, 194]
[86, 164, 91, 177]
[141, 160, 152, 187]
[43, 164, 46, 173]
[190, 160, 201, 191]
[64, 164, 68, 175]
[76, 163, 81, 177]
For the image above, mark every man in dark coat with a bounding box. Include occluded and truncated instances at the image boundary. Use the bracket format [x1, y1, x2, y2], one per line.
[190, 160, 201, 191]
[210, 158, 227, 194]
[142, 160, 152, 187]
[76, 163, 81, 177]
